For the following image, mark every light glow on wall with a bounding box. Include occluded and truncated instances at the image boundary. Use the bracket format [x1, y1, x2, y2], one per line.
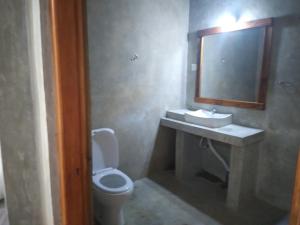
[217, 13, 237, 31]
[217, 12, 254, 32]
[239, 12, 254, 22]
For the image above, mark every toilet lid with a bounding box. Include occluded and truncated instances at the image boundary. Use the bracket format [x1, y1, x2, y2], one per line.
[92, 128, 119, 171]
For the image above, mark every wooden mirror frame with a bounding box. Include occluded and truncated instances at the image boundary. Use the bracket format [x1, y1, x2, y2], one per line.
[195, 18, 273, 110]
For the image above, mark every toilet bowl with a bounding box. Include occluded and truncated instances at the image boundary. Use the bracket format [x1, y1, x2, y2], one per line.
[92, 128, 134, 225]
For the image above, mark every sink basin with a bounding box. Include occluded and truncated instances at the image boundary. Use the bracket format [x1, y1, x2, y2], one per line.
[184, 109, 232, 128]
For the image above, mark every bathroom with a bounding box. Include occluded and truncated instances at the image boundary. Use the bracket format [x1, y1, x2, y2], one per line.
[1, 0, 300, 225]
[88, 0, 300, 225]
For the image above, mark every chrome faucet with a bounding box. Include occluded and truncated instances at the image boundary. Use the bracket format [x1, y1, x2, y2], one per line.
[210, 108, 217, 114]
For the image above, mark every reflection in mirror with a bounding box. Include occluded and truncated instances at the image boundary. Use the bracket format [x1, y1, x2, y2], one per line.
[195, 18, 273, 109]
[201, 28, 265, 102]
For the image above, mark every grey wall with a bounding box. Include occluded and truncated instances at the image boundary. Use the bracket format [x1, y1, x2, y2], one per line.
[0, 1, 43, 224]
[39, 0, 61, 224]
[87, 0, 189, 179]
[187, 0, 300, 210]
[0, 1, 58, 225]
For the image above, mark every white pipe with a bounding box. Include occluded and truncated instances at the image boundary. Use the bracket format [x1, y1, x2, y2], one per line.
[199, 137, 205, 148]
[199, 138, 230, 172]
[207, 139, 230, 172]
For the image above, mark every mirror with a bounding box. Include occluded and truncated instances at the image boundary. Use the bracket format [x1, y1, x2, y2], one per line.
[195, 18, 273, 109]
[201, 28, 264, 102]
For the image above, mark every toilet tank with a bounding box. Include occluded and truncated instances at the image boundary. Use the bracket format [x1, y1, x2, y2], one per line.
[92, 128, 119, 171]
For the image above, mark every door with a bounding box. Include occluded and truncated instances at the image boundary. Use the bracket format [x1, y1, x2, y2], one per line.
[290, 150, 300, 225]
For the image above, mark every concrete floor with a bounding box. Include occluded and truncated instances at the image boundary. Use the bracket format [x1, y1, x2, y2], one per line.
[124, 178, 221, 225]
[95, 171, 286, 225]
[0, 200, 9, 225]
[149, 171, 287, 225]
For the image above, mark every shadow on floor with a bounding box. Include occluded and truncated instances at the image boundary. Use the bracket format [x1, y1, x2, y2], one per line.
[124, 178, 221, 225]
[148, 171, 287, 225]
[0, 199, 9, 225]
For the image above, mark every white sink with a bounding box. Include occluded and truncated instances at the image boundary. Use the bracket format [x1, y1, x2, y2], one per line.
[184, 109, 232, 128]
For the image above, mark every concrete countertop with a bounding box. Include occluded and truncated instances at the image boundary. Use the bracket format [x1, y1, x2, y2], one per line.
[160, 109, 264, 147]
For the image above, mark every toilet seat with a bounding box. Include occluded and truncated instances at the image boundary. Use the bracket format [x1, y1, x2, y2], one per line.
[93, 168, 133, 194]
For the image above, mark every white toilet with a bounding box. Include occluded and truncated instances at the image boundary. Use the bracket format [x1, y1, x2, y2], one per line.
[92, 128, 134, 225]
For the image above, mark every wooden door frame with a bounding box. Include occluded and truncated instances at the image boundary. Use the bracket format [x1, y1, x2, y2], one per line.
[290, 150, 300, 225]
[50, 0, 91, 225]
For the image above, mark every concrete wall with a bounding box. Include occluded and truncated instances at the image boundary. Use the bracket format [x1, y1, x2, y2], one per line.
[0, 0, 56, 224]
[0, 1, 43, 224]
[87, 0, 189, 179]
[39, 0, 61, 223]
[187, 0, 300, 210]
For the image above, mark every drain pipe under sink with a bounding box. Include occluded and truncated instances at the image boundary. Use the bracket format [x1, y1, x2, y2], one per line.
[199, 137, 230, 173]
